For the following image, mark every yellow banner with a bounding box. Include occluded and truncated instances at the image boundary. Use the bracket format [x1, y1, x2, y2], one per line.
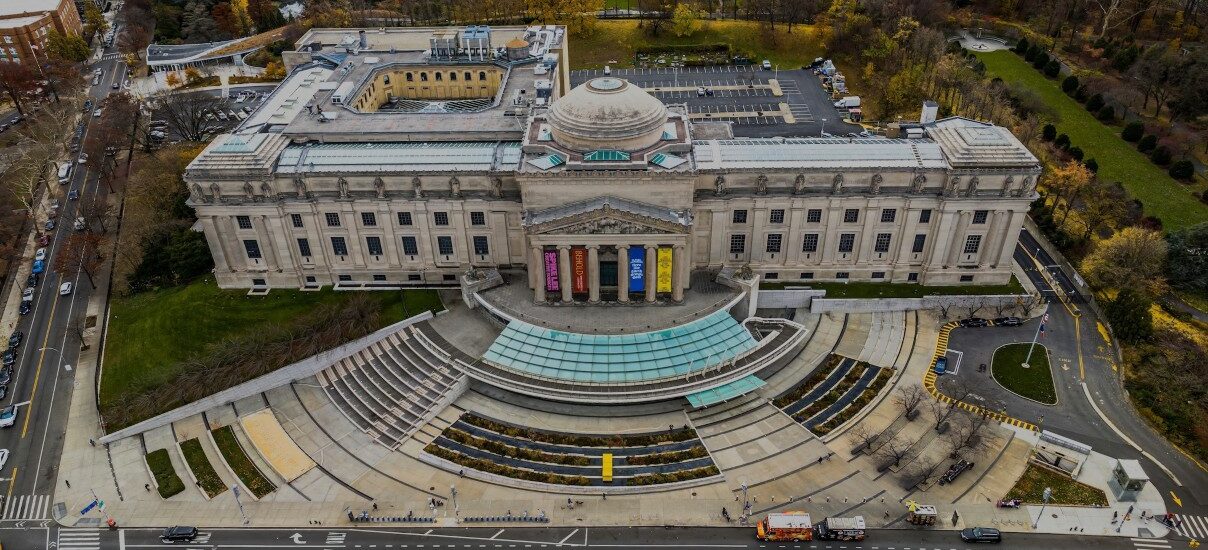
[657, 247, 672, 293]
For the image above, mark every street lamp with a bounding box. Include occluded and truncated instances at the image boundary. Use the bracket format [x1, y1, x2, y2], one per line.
[1032, 486, 1051, 528]
[820, 118, 827, 137]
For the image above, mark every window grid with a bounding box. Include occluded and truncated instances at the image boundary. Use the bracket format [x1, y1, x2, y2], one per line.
[880, 209, 896, 223]
[401, 236, 419, 256]
[470, 211, 486, 226]
[807, 209, 823, 223]
[843, 209, 859, 223]
[838, 234, 856, 253]
[874, 233, 892, 253]
[297, 238, 311, 257]
[473, 235, 489, 255]
[437, 236, 454, 255]
[972, 210, 989, 224]
[732, 210, 748, 224]
[729, 234, 746, 254]
[366, 236, 383, 256]
[331, 236, 348, 256]
[397, 212, 413, 226]
[919, 209, 932, 224]
[766, 233, 783, 253]
[802, 234, 819, 253]
[963, 235, 982, 254]
[243, 240, 261, 259]
[912, 234, 926, 253]
[434, 212, 450, 226]
[290, 213, 303, 228]
[361, 212, 377, 227]
[769, 209, 785, 224]
[236, 215, 252, 229]
[324, 213, 341, 227]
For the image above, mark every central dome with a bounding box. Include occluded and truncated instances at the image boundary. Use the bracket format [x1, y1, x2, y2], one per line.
[547, 78, 668, 153]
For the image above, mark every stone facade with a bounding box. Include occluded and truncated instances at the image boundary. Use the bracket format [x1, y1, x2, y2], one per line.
[0, 0, 83, 65]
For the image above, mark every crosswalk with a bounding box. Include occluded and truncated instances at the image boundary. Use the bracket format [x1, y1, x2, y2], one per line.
[1174, 514, 1208, 539]
[57, 529, 100, 550]
[327, 532, 347, 544]
[101, 52, 122, 61]
[1131, 537, 1171, 549]
[2, 494, 50, 520]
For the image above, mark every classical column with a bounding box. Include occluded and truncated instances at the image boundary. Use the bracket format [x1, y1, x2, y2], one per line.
[644, 244, 657, 303]
[671, 244, 686, 302]
[532, 245, 546, 302]
[587, 245, 600, 303]
[558, 245, 572, 302]
[617, 245, 630, 303]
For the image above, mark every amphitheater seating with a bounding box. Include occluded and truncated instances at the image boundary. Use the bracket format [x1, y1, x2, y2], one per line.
[482, 309, 758, 383]
[317, 327, 464, 450]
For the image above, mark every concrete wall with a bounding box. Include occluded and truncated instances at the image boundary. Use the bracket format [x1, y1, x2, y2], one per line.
[808, 294, 1025, 314]
[757, 288, 827, 309]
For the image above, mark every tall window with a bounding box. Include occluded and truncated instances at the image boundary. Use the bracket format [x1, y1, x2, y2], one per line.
[766, 233, 783, 253]
[290, 213, 304, 228]
[470, 211, 486, 226]
[912, 234, 926, 253]
[297, 238, 312, 257]
[919, 209, 932, 224]
[838, 233, 856, 253]
[769, 209, 785, 224]
[331, 236, 348, 256]
[397, 212, 413, 226]
[843, 209, 860, 223]
[802, 234, 819, 253]
[732, 210, 748, 224]
[964, 235, 982, 254]
[437, 236, 454, 255]
[972, 210, 989, 224]
[473, 235, 489, 255]
[236, 215, 252, 229]
[874, 233, 892, 253]
[880, 209, 896, 223]
[464, 71, 472, 81]
[729, 234, 746, 254]
[807, 209, 823, 223]
[324, 213, 341, 227]
[361, 212, 377, 227]
[401, 236, 419, 256]
[434, 212, 450, 226]
[243, 240, 261, 259]
[366, 236, 383, 256]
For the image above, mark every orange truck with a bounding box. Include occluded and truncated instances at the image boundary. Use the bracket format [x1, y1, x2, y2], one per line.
[756, 511, 813, 541]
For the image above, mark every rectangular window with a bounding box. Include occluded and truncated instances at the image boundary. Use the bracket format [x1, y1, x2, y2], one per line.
[366, 236, 383, 256]
[732, 210, 748, 224]
[807, 209, 823, 223]
[871, 271, 885, 279]
[236, 215, 252, 229]
[919, 209, 932, 224]
[361, 212, 377, 227]
[401, 236, 419, 256]
[473, 235, 489, 255]
[765, 272, 779, 280]
[437, 236, 454, 255]
[297, 238, 311, 257]
[836, 272, 850, 279]
[874, 233, 892, 253]
[802, 234, 819, 253]
[338, 274, 352, 282]
[324, 213, 341, 227]
[912, 234, 927, 253]
[880, 209, 896, 223]
[799, 272, 814, 279]
[972, 210, 989, 224]
[331, 236, 348, 256]
[729, 234, 746, 254]
[843, 209, 859, 223]
[290, 213, 303, 228]
[908, 272, 919, 282]
[470, 211, 486, 226]
[242, 239, 261, 259]
[408, 274, 422, 281]
[769, 209, 785, 224]
[373, 274, 387, 281]
[766, 233, 783, 253]
[838, 233, 856, 253]
[434, 212, 449, 226]
[963, 235, 982, 254]
[397, 212, 413, 226]
[960, 275, 975, 282]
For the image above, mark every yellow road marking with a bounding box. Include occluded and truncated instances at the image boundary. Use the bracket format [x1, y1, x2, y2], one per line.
[22, 289, 63, 438]
[4, 467, 16, 507]
[1075, 315, 1084, 381]
[1171, 491, 1183, 506]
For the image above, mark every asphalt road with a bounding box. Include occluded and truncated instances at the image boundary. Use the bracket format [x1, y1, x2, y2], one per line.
[0, 17, 128, 528]
[0, 525, 1174, 550]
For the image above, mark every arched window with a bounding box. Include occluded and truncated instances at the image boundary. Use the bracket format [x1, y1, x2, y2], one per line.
[479, 71, 487, 81]
[420, 72, 428, 81]
[405, 72, 413, 82]
[435, 72, 442, 81]
[383, 74, 390, 85]
[450, 71, 457, 81]
[464, 71, 472, 81]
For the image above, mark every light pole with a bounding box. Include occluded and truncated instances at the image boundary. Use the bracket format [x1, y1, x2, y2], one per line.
[820, 118, 827, 137]
[1022, 313, 1048, 369]
[1033, 486, 1051, 528]
[450, 484, 458, 518]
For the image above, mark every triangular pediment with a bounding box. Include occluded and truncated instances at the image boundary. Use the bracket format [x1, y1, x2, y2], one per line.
[524, 196, 691, 235]
[535, 213, 677, 235]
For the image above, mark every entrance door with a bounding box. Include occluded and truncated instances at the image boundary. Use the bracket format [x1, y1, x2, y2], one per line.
[600, 261, 618, 288]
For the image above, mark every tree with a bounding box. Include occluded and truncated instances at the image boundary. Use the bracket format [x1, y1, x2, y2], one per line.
[1122, 121, 1145, 141]
[1017, 292, 1045, 316]
[1104, 288, 1154, 343]
[1166, 223, 1208, 293]
[151, 90, 226, 142]
[1082, 226, 1168, 294]
[212, 3, 239, 38]
[895, 384, 927, 421]
[964, 298, 985, 318]
[1097, 105, 1115, 121]
[165, 72, 182, 88]
[873, 435, 913, 471]
[46, 30, 89, 62]
[1076, 180, 1128, 240]
[946, 409, 992, 458]
[1085, 158, 1099, 172]
[901, 458, 944, 490]
[1150, 146, 1172, 165]
[527, 0, 602, 36]
[182, 0, 222, 41]
[230, 0, 255, 35]
[52, 232, 104, 288]
[118, 21, 151, 61]
[1042, 123, 1057, 141]
[1069, 146, 1085, 161]
[82, 3, 108, 38]
[1086, 93, 1105, 112]
[1131, 42, 1186, 117]
[1032, 51, 1050, 70]
[248, 0, 285, 30]
[1044, 160, 1093, 225]
[1014, 37, 1030, 54]
[1138, 134, 1158, 152]
[1169, 160, 1195, 180]
[848, 424, 880, 455]
[1055, 133, 1071, 149]
[0, 62, 38, 116]
[1044, 59, 1061, 77]
[670, 3, 701, 37]
[1062, 75, 1080, 94]
[928, 377, 974, 432]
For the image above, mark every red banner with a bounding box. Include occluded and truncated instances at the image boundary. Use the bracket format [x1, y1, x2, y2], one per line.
[571, 247, 588, 293]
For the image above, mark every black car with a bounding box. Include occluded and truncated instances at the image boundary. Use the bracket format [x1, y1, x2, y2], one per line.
[0, 384, 7, 400]
[0, 367, 10, 385]
[1, 350, 13, 367]
[19, 302, 31, 315]
[960, 527, 1002, 543]
[959, 318, 990, 328]
[161, 526, 198, 542]
[8, 331, 21, 349]
[26, 273, 38, 287]
[993, 316, 1023, 327]
[939, 459, 975, 485]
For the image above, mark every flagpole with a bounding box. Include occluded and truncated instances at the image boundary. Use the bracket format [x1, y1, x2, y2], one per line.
[1022, 314, 1048, 369]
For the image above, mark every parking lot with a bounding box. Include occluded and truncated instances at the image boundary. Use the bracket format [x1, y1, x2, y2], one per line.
[570, 66, 862, 137]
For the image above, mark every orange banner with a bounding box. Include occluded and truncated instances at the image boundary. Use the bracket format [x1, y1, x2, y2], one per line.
[571, 247, 588, 293]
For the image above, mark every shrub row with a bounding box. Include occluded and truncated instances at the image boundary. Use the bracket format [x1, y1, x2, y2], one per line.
[811, 368, 893, 436]
[179, 438, 227, 498]
[792, 365, 868, 423]
[443, 428, 592, 466]
[460, 413, 698, 447]
[145, 448, 185, 499]
[628, 465, 721, 486]
[773, 354, 845, 408]
[424, 444, 592, 486]
[211, 426, 276, 498]
[624, 446, 709, 465]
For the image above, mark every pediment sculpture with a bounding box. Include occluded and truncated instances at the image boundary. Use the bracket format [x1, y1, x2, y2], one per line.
[755, 174, 768, 195]
[412, 176, 424, 199]
[191, 183, 208, 203]
[1001, 176, 1013, 197]
[714, 175, 726, 196]
[870, 173, 883, 195]
[832, 173, 844, 194]
[449, 175, 461, 198]
[560, 216, 674, 235]
[293, 177, 308, 198]
[337, 177, 350, 199]
[374, 177, 385, 198]
[911, 173, 926, 194]
[793, 174, 805, 195]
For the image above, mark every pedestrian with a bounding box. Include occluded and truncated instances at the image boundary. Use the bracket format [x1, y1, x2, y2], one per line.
[1128, 505, 1134, 514]
[771, 496, 775, 503]
[884, 510, 890, 519]
[1113, 511, 1119, 520]
[372, 502, 378, 511]
[602, 493, 606, 500]
[65, 480, 71, 488]
[144, 483, 150, 491]
[89, 438, 95, 447]
[459, 469, 465, 477]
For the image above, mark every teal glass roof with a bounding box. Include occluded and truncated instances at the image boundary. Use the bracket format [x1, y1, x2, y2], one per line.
[482, 309, 758, 383]
[584, 149, 630, 162]
[686, 375, 766, 408]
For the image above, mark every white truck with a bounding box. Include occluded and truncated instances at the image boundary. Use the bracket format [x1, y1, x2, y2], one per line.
[833, 96, 861, 110]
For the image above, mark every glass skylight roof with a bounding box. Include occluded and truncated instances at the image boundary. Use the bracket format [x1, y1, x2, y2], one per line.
[526, 153, 566, 170]
[650, 153, 687, 169]
[584, 149, 630, 161]
[686, 375, 766, 408]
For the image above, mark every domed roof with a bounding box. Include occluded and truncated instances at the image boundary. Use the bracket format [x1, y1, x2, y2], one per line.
[506, 37, 529, 48]
[547, 78, 668, 153]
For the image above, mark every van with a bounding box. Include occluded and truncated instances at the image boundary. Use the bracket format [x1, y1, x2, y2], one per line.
[57, 163, 72, 184]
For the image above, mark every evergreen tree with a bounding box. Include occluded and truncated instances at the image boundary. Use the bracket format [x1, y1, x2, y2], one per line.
[1137, 134, 1158, 152]
[1061, 75, 1079, 94]
[1121, 121, 1144, 142]
[1103, 289, 1153, 344]
[1168, 160, 1194, 180]
[1042, 123, 1057, 141]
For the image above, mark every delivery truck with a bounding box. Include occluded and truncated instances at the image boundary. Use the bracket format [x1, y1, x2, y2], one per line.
[813, 516, 867, 541]
[756, 512, 812, 541]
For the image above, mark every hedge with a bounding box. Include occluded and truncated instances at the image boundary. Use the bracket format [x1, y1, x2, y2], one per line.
[773, 354, 844, 408]
[179, 438, 226, 498]
[625, 446, 709, 465]
[211, 425, 276, 498]
[628, 465, 720, 486]
[460, 413, 698, 447]
[424, 444, 591, 485]
[443, 428, 592, 466]
[146, 449, 185, 499]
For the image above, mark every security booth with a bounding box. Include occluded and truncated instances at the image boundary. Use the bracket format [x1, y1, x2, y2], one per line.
[1107, 459, 1149, 502]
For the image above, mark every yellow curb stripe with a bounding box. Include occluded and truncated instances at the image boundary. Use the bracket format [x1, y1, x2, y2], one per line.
[923, 320, 1038, 432]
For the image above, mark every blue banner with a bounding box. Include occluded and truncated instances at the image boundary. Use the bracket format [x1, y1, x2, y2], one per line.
[80, 500, 98, 515]
[628, 254, 645, 293]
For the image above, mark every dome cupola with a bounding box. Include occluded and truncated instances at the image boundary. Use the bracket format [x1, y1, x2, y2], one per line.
[546, 77, 667, 153]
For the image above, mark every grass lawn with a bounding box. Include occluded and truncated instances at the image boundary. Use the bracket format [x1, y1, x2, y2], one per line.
[571, 20, 823, 69]
[1006, 464, 1108, 506]
[101, 275, 443, 410]
[991, 342, 1057, 404]
[975, 50, 1208, 231]
[760, 275, 1024, 298]
[212, 426, 276, 498]
[179, 438, 227, 498]
[145, 449, 185, 498]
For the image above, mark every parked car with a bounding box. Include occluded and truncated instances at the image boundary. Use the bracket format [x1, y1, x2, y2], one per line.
[32, 260, 44, 274]
[958, 318, 989, 328]
[21, 287, 34, 301]
[0, 405, 18, 428]
[960, 527, 1002, 543]
[59, 282, 73, 296]
[1, 350, 13, 367]
[26, 272, 38, 287]
[9, 331, 22, 349]
[160, 526, 199, 542]
[0, 385, 7, 401]
[44, 219, 56, 231]
[112, 81, 120, 89]
[18, 302, 32, 316]
[34, 247, 46, 261]
[0, 448, 9, 470]
[0, 369, 10, 387]
[933, 356, 948, 375]
[939, 459, 975, 485]
[93, 108, 102, 117]
[761, 59, 772, 70]
[68, 189, 79, 200]
[77, 152, 88, 164]
[993, 316, 1023, 327]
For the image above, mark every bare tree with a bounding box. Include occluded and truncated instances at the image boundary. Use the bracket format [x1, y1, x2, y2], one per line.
[964, 297, 986, 319]
[1017, 292, 1044, 316]
[901, 457, 944, 490]
[78, 195, 113, 234]
[895, 384, 927, 421]
[151, 90, 226, 142]
[928, 378, 975, 432]
[993, 299, 1013, 317]
[945, 409, 994, 459]
[52, 232, 105, 288]
[873, 435, 913, 471]
[848, 424, 880, 456]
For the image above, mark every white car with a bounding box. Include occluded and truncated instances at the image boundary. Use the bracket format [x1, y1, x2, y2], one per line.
[0, 406, 16, 428]
[35, 247, 46, 261]
[21, 287, 34, 301]
[93, 108, 102, 117]
[59, 282, 73, 296]
[0, 449, 8, 471]
[78, 153, 88, 164]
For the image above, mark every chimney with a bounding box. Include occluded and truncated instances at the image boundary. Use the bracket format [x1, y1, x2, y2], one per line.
[358, 30, 368, 49]
[920, 100, 938, 124]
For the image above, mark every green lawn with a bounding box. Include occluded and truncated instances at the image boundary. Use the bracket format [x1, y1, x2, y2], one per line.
[101, 275, 443, 410]
[179, 438, 227, 498]
[991, 342, 1057, 404]
[571, 20, 823, 69]
[976, 50, 1208, 231]
[760, 275, 1024, 298]
[1006, 464, 1108, 506]
[212, 426, 276, 498]
[145, 449, 185, 499]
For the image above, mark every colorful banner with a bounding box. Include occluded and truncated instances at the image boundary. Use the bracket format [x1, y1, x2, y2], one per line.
[571, 247, 588, 293]
[628, 253, 645, 293]
[656, 247, 673, 293]
[543, 250, 559, 292]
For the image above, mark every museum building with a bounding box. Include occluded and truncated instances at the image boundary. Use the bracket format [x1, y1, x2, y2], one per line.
[184, 25, 1042, 299]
